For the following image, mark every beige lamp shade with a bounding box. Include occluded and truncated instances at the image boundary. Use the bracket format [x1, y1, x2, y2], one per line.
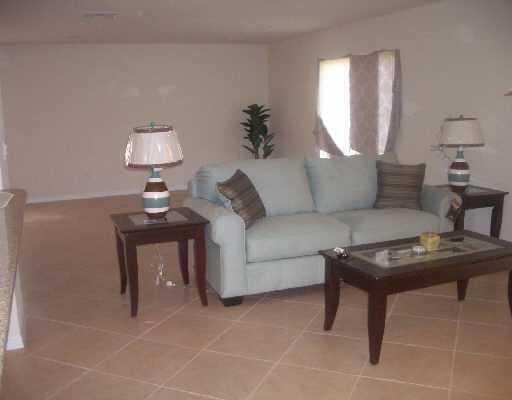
[439, 115, 484, 147]
[125, 124, 183, 167]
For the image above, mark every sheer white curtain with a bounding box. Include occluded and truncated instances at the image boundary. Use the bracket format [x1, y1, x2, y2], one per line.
[317, 57, 351, 157]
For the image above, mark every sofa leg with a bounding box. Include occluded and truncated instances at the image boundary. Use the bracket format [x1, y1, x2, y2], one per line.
[220, 296, 244, 307]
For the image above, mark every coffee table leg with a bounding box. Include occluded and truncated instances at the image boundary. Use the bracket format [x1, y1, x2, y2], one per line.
[178, 240, 190, 285]
[124, 242, 139, 317]
[115, 231, 127, 295]
[457, 279, 469, 301]
[508, 270, 512, 318]
[368, 290, 387, 365]
[194, 229, 208, 306]
[324, 259, 340, 331]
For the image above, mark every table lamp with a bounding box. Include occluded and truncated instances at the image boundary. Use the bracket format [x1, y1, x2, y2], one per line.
[439, 115, 484, 193]
[125, 123, 183, 219]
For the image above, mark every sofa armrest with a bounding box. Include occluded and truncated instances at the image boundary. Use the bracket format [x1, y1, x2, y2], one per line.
[421, 185, 461, 232]
[183, 197, 247, 298]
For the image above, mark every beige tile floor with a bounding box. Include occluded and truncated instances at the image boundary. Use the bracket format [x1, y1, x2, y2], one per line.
[2, 193, 512, 399]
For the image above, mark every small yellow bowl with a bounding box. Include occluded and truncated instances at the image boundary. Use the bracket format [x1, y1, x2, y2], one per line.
[420, 232, 441, 252]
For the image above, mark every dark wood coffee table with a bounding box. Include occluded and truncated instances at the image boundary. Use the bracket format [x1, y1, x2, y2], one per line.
[320, 230, 512, 365]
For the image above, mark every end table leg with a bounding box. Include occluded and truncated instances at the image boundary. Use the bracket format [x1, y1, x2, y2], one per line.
[454, 209, 465, 231]
[508, 270, 512, 318]
[194, 230, 208, 306]
[457, 279, 469, 301]
[368, 290, 387, 365]
[125, 242, 139, 317]
[178, 240, 190, 285]
[115, 231, 127, 295]
[491, 199, 504, 238]
[324, 259, 340, 331]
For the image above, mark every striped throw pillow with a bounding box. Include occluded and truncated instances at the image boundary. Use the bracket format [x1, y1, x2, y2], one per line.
[217, 170, 266, 229]
[374, 161, 426, 210]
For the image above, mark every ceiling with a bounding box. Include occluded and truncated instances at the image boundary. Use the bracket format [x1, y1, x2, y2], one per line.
[0, 0, 439, 44]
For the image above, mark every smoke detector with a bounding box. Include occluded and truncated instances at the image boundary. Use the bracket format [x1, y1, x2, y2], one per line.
[81, 11, 119, 20]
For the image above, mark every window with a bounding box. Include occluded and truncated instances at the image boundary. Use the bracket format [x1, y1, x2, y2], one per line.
[317, 51, 399, 158]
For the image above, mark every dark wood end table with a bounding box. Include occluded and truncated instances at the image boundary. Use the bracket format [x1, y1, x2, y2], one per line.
[111, 207, 209, 317]
[320, 231, 512, 365]
[437, 184, 508, 238]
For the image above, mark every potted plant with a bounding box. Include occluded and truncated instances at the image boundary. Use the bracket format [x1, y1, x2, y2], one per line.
[241, 104, 275, 159]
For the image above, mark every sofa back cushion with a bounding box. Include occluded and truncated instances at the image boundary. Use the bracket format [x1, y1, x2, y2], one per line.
[194, 158, 314, 216]
[305, 155, 378, 213]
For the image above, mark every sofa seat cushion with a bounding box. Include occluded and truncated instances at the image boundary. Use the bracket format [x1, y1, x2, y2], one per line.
[246, 213, 351, 263]
[331, 208, 440, 245]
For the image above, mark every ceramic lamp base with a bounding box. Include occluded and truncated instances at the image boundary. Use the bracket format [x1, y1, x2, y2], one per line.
[142, 167, 170, 219]
[448, 147, 470, 194]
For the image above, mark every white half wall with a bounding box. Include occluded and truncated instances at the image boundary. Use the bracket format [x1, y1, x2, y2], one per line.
[0, 43, 269, 202]
[6, 273, 24, 351]
[0, 83, 21, 351]
[269, 0, 512, 239]
[0, 84, 8, 189]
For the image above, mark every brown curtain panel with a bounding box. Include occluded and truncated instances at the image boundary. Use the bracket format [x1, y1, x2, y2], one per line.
[349, 50, 401, 155]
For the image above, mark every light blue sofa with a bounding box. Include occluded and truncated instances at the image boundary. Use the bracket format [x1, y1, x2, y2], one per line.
[184, 156, 458, 305]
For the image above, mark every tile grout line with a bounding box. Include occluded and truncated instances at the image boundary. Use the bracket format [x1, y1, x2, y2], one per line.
[243, 304, 323, 400]
[347, 292, 400, 399]
[43, 369, 90, 400]
[30, 300, 512, 336]
[25, 283, 510, 400]
[448, 301, 462, 400]
[400, 290, 509, 304]
[26, 315, 139, 340]
[358, 375, 451, 391]
[388, 311, 511, 327]
[277, 361, 453, 392]
[43, 298, 192, 400]
[34, 293, 293, 400]
[34, 320, 512, 398]
[141, 293, 270, 400]
[451, 389, 507, 400]
[149, 387, 227, 400]
[303, 329, 460, 354]
[31, 289, 511, 400]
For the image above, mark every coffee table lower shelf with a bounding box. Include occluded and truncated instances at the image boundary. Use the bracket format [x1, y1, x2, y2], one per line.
[320, 231, 512, 365]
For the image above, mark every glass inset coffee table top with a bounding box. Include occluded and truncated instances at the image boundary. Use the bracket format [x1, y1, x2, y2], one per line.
[352, 234, 503, 269]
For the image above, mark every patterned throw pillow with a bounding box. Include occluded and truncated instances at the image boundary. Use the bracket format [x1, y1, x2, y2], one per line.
[216, 169, 266, 229]
[374, 161, 426, 210]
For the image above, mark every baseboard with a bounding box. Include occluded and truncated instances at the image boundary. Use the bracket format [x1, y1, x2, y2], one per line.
[27, 184, 188, 204]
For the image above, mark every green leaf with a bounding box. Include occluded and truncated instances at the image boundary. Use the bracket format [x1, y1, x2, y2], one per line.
[242, 145, 256, 154]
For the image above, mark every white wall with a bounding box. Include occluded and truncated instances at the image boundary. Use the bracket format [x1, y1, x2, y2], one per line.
[269, 0, 512, 239]
[0, 44, 269, 202]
